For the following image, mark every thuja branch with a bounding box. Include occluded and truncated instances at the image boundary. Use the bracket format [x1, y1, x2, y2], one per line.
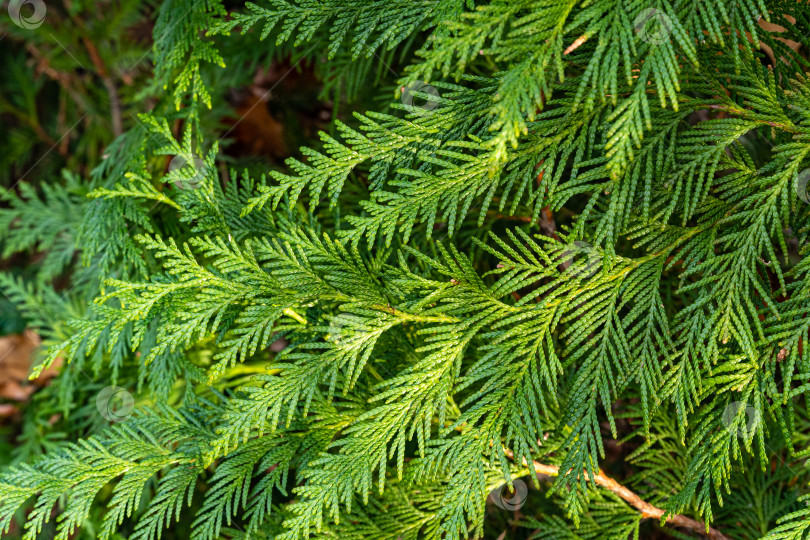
[705, 103, 799, 134]
[505, 450, 731, 540]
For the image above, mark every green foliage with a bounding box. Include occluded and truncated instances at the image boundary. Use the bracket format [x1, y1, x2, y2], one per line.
[2, 0, 810, 539]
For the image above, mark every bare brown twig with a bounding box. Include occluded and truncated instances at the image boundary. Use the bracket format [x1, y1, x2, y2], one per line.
[66, 2, 124, 137]
[504, 450, 731, 540]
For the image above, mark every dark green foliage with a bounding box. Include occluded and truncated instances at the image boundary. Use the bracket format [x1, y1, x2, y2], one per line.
[2, 1, 810, 539]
